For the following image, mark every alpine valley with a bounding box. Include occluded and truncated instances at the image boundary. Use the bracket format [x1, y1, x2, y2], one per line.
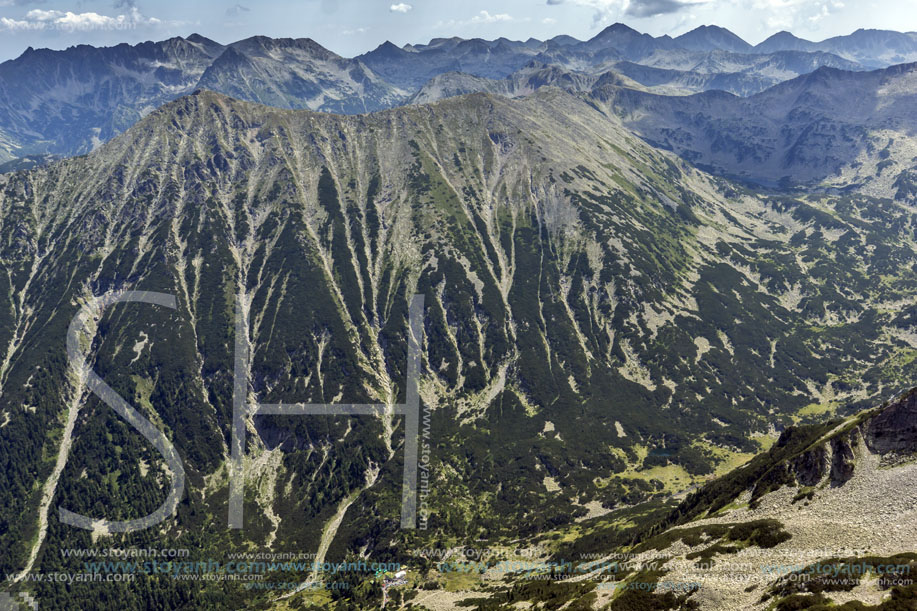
[1, 20, 917, 611]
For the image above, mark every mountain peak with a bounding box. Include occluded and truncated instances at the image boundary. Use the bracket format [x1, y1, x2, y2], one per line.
[755, 30, 816, 53]
[598, 22, 640, 36]
[686, 25, 725, 33]
[186, 33, 218, 45]
[294, 37, 340, 58]
[761, 30, 803, 43]
[548, 34, 580, 46]
[364, 40, 408, 61]
[583, 22, 671, 58]
[674, 24, 751, 52]
[425, 36, 464, 48]
[229, 36, 339, 61]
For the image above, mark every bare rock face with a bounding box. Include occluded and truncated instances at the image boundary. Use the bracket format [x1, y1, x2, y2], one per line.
[829, 434, 856, 485]
[865, 389, 917, 455]
[783, 429, 856, 489]
[790, 445, 828, 486]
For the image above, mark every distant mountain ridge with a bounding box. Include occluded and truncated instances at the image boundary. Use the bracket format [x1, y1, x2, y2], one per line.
[196, 36, 406, 114]
[0, 34, 223, 161]
[755, 27, 917, 66]
[594, 60, 917, 192]
[0, 24, 914, 165]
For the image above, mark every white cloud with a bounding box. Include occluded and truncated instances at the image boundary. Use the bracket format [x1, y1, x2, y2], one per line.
[434, 10, 517, 30]
[389, 3, 412, 13]
[749, 0, 806, 8]
[0, 7, 162, 31]
[738, 0, 843, 32]
[809, 4, 830, 23]
[543, 0, 714, 25]
[470, 10, 514, 24]
[226, 4, 250, 17]
[542, 17, 558, 24]
[0, 0, 48, 6]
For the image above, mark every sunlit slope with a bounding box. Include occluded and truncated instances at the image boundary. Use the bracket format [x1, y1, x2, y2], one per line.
[0, 88, 916, 607]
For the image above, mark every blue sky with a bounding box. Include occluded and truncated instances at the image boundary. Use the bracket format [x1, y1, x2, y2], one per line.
[0, 0, 914, 61]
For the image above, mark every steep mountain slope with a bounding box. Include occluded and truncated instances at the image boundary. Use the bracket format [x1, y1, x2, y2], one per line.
[460, 389, 917, 610]
[2, 88, 917, 608]
[198, 36, 406, 113]
[0, 154, 58, 174]
[609, 388, 917, 610]
[0, 35, 225, 161]
[597, 62, 917, 192]
[0, 126, 15, 163]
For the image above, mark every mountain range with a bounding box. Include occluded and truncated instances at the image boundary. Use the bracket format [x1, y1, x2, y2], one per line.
[2, 19, 917, 611]
[2, 24, 917, 165]
[599, 61, 917, 190]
